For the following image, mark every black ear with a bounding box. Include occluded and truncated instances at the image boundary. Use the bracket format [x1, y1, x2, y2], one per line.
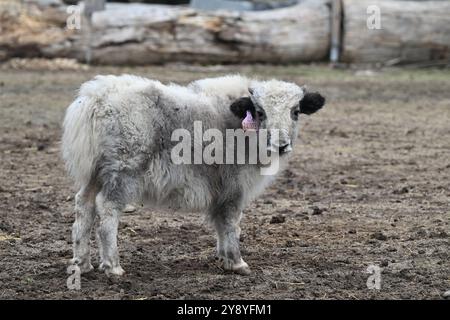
[230, 97, 255, 119]
[299, 92, 325, 115]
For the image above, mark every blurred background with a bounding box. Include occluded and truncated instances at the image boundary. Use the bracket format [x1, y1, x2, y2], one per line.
[1, 0, 449, 66]
[0, 0, 449, 300]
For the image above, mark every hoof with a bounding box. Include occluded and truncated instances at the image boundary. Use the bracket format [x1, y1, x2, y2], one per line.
[123, 204, 137, 213]
[218, 257, 251, 275]
[232, 261, 251, 276]
[69, 258, 94, 274]
[107, 266, 125, 276]
[80, 263, 94, 274]
[100, 263, 125, 276]
[443, 290, 450, 300]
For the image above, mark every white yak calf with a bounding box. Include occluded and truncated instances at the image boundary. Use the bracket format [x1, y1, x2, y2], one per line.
[62, 74, 325, 276]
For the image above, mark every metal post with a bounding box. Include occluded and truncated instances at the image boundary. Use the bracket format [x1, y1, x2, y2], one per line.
[330, 0, 342, 64]
[82, 0, 105, 64]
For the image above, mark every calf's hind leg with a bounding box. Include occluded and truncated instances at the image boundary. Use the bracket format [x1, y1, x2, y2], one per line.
[71, 185, 97, 273]
[95, 191, 125, 276]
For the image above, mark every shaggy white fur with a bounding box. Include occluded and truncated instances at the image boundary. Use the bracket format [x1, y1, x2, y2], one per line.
[62, 74, 324, 276]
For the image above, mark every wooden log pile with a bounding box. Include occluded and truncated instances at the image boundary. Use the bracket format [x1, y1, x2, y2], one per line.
[0, 0, 75, 61]
[0, 0, 331, 64]
[1, 0, 449, 65]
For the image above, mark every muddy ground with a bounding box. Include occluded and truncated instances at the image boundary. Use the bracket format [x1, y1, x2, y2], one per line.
[0, 64, 449, 300]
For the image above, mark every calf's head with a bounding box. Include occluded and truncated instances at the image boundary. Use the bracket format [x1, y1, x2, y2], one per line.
[230, 80, 325, 155]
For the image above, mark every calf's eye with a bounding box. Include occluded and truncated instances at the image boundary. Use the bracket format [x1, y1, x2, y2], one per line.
[291, 108, 300, 120]
[256, 110, 265, 120]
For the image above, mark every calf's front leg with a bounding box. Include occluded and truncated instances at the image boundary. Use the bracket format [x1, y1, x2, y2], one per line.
[212, 210, 251, 275]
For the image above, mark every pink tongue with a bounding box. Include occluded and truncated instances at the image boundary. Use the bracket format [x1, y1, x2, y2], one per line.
[242, 111, 258, 130]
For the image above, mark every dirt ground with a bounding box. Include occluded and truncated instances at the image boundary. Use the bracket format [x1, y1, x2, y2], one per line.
[0, 64, 449, 300]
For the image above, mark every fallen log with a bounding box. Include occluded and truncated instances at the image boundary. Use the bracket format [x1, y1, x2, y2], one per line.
[83, 1, 331, 64]
[341, 0, 450, 63]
